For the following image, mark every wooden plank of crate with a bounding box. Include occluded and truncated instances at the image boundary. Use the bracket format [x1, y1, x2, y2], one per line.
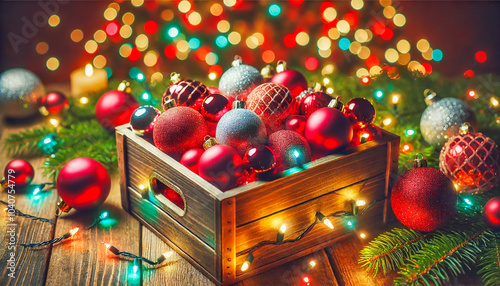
[45, 176, 141, 285]
[141, 225, 215, 286]
[115, 125, 130, 212]
[384, 135, 400, 223]
[234, 143, 389, 226]
[220, 198, 236, 285]
[235, 250, 338, 286]
[0, 125, 58, 286]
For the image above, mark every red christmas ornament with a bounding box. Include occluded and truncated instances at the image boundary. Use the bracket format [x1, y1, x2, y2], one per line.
[56, 158, 111, 210]
[180, 148, 204, 174]
[305, 104, 353, 155]
[483, 197, 500, 230]
[271, 68, 308, 98]
[1, 159, 34, 190]
[391, 154, 457, 232]
[201, 93, 231, 122]
[162, 77, 210, 111]
[247, 83, 296, 132]
[439, 124, 500, 193]
[285, 115, 307, 136]
[343, 98, 375, 130]
[39, 91, 69, 115]
[350, 124, 383, 147]
[153, 104, 209, 159]
[198, 144, 243, 191]
[244, 145, 276, 176]
[299, 90, 332, 118]
[95, 90, 139, 130]
[267, 130, 312, 173]
[208, 86, 221, 94]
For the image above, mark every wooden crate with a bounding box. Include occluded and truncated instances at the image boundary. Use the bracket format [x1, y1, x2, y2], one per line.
[116, 123, 399, 285]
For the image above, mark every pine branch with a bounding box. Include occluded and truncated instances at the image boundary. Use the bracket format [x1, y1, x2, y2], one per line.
[478, 232, 500, 286]
[4, 127, 53, 157]
[359, 228, 431, 275]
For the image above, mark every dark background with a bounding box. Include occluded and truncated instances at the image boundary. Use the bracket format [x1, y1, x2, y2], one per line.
[1, 0, 499, 83]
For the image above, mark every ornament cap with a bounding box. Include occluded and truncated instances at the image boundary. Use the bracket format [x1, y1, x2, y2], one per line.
[424, 89, 440, 106]
[170, 72, 181, 83]
[413, 153, 428, 168]
[163, 99, 177, 110]
[0, 177, 7, 189]
[260, 64, 275, 79]
[56, 198, 72, 216]
[232, 100, 246, 109]
[459, 122, 473, 135]
[276, 60, 287, 73]
[313, 83, 326, 92]
[117, 80, 132, 93]
[203, 136, 218, 150]
[328, 96, 344, 111]
[232, 55, 243, 67]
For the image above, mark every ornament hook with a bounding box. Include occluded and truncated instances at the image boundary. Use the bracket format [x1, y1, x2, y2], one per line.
[459, 122, 472, 135]
[56, 198, 72, 216]
[276, 60, 287, 73]
[423, 89, 440, 106]
[232, 55, 243, 67]
[170, 72, 181, 83]
[413, 153, 428, 168]
[203, 136, 218, 150]
[117, 80, 132, 93]
[328, 96, 344, 111]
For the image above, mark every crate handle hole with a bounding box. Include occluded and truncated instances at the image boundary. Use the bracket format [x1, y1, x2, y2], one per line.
[149, 173, 186, 216]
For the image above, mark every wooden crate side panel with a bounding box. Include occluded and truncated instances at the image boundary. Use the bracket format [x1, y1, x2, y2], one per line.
[128, 189, 218, 279]
[220, 198, 236, 285]
[384, 136, 400, 223]
[235, 200, 386, 277]
[235, 143, 388, 226]
[126, 138, 217, 249]
[115, 128, 129, 212]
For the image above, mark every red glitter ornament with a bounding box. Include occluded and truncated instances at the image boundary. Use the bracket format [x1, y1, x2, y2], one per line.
[201, 94, 231, 122]
[180, 148, 204, 174]
[1, 159, 34, 190]
[391, 154, 457, 232]
[350, 124, 383, 147]
[439, 124, 500, 193]
[271, 68, 308, 98]
[285, 115, 307, 136]
[162, 76, 210, 111]
[39, 91, 69, 115]
[198, 144, 243, 191]
[267, 130, 312, 173]
[298, 90, 332, 118]
[247, 83, 296, 132]
[153, 105, 209, 159]
[95, 90, 139, 130]
[56, 158, 111, 210]
[484, 197, 500, 230]
[343, 98, 375, 130]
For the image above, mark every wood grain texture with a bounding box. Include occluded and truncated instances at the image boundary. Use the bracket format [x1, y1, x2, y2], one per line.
[115, 126, 130, 212]
[220, 198, 236, 285]
[384, 136, 400, 223]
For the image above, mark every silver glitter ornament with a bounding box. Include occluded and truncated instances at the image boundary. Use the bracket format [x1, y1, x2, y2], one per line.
[216, 101, 267, 155]
[420, 89, 477, 146]
[218, 56, 263, 101]
[0, 68, 45, 119]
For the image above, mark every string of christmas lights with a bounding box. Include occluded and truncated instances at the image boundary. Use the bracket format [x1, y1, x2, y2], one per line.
[19, 227, 80, 247]
[1, 199, 54, 223]
[102, 242, 174, 266]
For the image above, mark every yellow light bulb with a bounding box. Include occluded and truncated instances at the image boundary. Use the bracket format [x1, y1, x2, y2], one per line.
[383, 118, 392, 126]
[309, 260, 316, 268]
[80, 97, 89, 104]
[323, 218, 334, 230]
[360, 232, 367, 239]
[162, 251, 173, 259]
[85, 64, 93, 77]
[241, 261, 250, 272]
[279, 224, 287, 233]
[69, 227, 80, 236]
[392, 94, 400, 104]
[356, 200, 366, 206]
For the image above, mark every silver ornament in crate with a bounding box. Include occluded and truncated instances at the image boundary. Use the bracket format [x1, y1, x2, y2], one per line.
[218, 56, 263, 101]
[420, 89, 477, 146]
[0, 68, 45, 119]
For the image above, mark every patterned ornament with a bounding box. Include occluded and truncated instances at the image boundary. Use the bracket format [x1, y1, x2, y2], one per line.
[391, 154, 457, 232]
[420, 89, 477, 146]
[130, 105, 161, 137]
[1, 159, 34, 190]
[162, 74, 210, 111]
[271, 61, 308, 98]
[247, 83, 296, 133]
[218, 56, 263, 101]
[39, 91, 69, 116]
[439, 124, 500, 193]
[267, 130, 312, 173]
[298, 88, 332, 118]
[0, 68, 45, 119]
[343, 98, 376, 130]
[201, 93, 232, 122]
[483, 197, 500, 231]
[216, 101, 267, 155]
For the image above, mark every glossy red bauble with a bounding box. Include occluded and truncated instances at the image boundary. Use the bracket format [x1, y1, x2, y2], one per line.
[201, 94, 231, 122]
[3, 159, 34, 189]
[208, 87, 221, 94]
[153, 107, 209, 158]
[39, 91, 69, 115]
[56, 158, 111, 210]
[267, 130, 312, 173]
[271, 70, 308, 98]
[96, 90, 139, 130]
[285, 115, 307, 136]
[305, 107, 353, 155]
[198, 145, 243, 191]
[162, 79, 210, 111]
[244, 145, 276, 174]
[391, 167, 457, 232]
[343, 98, 375, 130]
[350, 124, 383, 147]
[299, 91, 332, 118]
[484, 197, 500, 230]
[180, 148, 204, 174]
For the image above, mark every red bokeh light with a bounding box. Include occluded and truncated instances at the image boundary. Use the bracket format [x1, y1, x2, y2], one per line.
[475, 51, 487, 63]
[468, 89, 477, 98]
[305, 57, 319, 71]
[164, 45, 176, 59]
[464, 69, 475, 78]
[284, 34, 296, 48]
[128, 48, 141, 61]
[144, 21, 158, 34]
[361, 76, 370, 85]
[366, 55, 379, 69]
[105, 21, 119, 36]
[371, 22, 385, 35]
[422, 63, 433, 74]
[380, 28, 393, 40]
[208, 65, 223, 77]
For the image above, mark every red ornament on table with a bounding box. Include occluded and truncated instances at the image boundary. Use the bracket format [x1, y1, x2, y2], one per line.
[1, 159, 34, 190]
[247, 83, 296, 133]
[153, 100, 209, 159]
[298, 88, 332, 118]
[201, 93, 231, 123]
[343, 98, 375, 130]
[95, 87, 139, 130]
[305, 97, 353, 155]
[56, 158, 111, 212]
[439, 123, 500, 193]
[162, 73, 210, 112]
[180, 148, 204, 174]
[350, 124, 382, 147]
[271, 61, 308, 98]
[244, 145, 276, 177]
[39, 91, 69, 115]
[267, 130, 312, 173]
[391, 154, 457, 232]
[285, 115, 307, 136]
[483, 197, 500, 231]
[198, 138, 243, 191]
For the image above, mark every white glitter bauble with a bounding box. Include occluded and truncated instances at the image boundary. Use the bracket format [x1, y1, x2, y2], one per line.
[420, 92, 477, 146]
[218, 57, 263, 101]
[0, 68, 45, 119]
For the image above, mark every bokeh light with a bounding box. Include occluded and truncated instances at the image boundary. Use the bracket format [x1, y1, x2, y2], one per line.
[48, 15, 60, 27]
[268, 4, 281, 16]
[71, 29, 84, 42]
[46, 57, 59, 71]
[36, 42, 49, 55]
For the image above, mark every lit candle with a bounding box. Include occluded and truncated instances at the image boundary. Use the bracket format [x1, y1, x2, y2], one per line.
[70, 64, 108, 96]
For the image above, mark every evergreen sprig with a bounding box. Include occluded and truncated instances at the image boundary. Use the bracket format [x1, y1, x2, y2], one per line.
[4, 126, 53, 157]
[478, 234, 500, 286]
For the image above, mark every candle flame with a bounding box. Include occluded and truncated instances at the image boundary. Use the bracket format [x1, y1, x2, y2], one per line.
[85, 64, 93, 77]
